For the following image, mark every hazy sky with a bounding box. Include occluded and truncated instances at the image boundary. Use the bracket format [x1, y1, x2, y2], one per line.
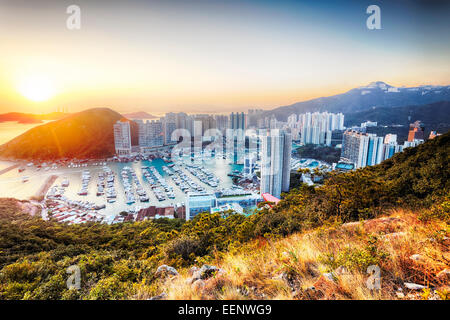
[0, 0, 449, 115]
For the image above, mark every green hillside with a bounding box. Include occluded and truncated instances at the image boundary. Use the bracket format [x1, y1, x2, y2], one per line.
[345, 101, 450, 142]
[0, 132, 448, 299]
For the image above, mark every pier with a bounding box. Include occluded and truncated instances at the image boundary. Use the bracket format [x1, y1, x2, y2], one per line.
[0, 163, 20, 176]
[34, 175, 58, 201]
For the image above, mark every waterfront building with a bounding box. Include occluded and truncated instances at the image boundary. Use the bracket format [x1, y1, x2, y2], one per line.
[113, 120, 131, 156]
[260, 129, 292, 198]
[185, 193, 217, 220]
[136, 119, 164, 150]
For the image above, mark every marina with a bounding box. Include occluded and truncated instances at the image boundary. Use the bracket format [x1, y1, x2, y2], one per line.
[0, 157, 244, 222]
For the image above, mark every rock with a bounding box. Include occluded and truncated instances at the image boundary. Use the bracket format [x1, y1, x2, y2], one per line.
[148, 293, 167, 300]
[404, 282, 426, 290]
[322, 272, 335, 282]
[155, 264, 178, 277]
[188, 266, 199, 276]
[409, 254, 423, 262]
[191, 279, 206, 291]
[197, 265, 222, 280]
[436, 269, 450, 282]
[187, 265, 224, 284]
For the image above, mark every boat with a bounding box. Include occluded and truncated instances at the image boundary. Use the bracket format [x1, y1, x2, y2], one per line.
[18, 167, 25, 173]
[21, 176, 29, 183]
[61, 177, 70, 187]
[77, 189, 88, 196]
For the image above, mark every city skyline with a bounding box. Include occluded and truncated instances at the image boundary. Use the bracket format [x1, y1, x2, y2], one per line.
[0, 0, 449, 114]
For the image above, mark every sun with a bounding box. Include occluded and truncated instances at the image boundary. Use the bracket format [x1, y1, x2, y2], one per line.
[18, 76, 56, 102]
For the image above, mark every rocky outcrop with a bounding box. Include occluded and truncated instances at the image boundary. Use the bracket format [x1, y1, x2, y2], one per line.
[155, 265, 178, 278]
[186, 265, 224, 288]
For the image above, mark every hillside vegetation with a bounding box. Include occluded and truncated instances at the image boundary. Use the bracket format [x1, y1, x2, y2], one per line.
[0, 133, 448, 300]
[0, 108, 138, 160]
[345, 101, 450, 142]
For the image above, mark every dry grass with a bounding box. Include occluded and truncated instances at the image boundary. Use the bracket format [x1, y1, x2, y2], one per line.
[146, 209, 449, 300]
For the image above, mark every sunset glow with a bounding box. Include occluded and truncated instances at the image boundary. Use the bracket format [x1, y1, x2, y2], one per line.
[17, 76, 56, 102]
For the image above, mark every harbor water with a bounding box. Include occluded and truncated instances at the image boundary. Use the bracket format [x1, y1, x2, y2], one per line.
[0, 157, 243, 219]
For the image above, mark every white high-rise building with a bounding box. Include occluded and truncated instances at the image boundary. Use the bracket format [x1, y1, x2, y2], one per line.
[113, 120, 131, 156]
[299, 111, 343, 146]
[163, 113, 177, 145]
[341, 130, 422, 169]
[384, 134, 397, 144]
[136, 120, 164, 150]
[260, 129, 292, 199]
[287, 114, 298, 126]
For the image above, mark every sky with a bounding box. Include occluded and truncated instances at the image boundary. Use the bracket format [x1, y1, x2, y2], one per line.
[0, 0, 449, 115]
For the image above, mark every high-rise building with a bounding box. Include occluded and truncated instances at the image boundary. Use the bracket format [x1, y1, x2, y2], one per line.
[260, 129, 292, 198]
[366, 135, 385, 166]
[136, 120, 164, 150]
[193, 120, 203, 139]
[163, 113, 177, 145]
[229, 112, 246, 131]
[299, 112, 343, 146]
[247, 109, 264, 127]
[113, 120, 131, 156]
[214, 115, 229, 133]
[384, 134, 397, 144]
[243, 153, 256, 178]
[341, 130, 422, 169]
[407, 121, 425, 142]
[287, 114, 298, 125]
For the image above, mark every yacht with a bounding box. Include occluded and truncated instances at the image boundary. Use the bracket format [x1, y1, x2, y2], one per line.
[61, 177, 70, 187]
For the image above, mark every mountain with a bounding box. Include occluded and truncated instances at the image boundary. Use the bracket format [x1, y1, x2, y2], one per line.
[0, 108, 138, 160]
[345, 100, 450, 141]
[122, 111, 157, 119]
[265, 82, 450, 121]
[345, 101, 450, 127]
[0, 112, 69, 124]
